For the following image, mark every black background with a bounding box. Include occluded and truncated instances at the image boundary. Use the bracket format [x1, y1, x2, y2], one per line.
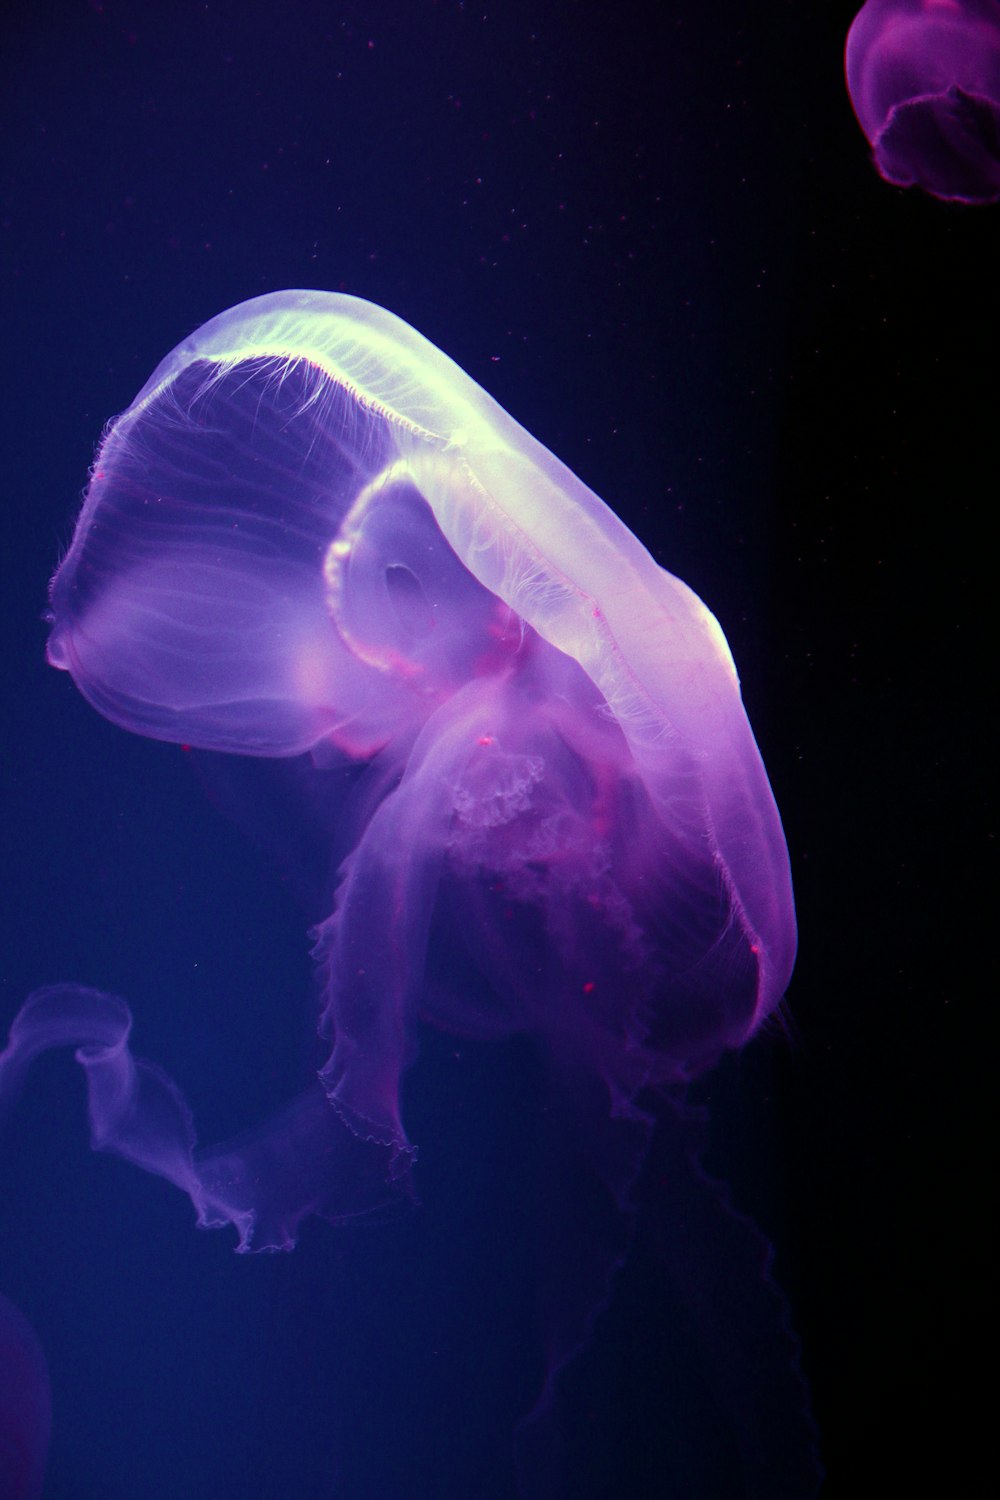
[0, 2, 992, 1496]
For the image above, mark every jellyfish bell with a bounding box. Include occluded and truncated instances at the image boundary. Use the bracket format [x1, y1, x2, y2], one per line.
[39, 290, 796, 1166]
[34, 287, 796, 1151]
[45, 289, 794, 1035]
[19, 282, 798, 1222]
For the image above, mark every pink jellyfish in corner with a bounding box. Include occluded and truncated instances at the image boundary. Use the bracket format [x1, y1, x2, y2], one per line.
[845, 0, 1000, 203]
[0, 1293, 51, 1500]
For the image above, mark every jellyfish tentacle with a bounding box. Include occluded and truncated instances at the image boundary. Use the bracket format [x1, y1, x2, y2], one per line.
[313, 678, 500, 1156]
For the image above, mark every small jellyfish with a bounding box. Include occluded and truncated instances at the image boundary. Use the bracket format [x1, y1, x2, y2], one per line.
[0, 1294, 51, 1500]
[845, 0, 1000, 202]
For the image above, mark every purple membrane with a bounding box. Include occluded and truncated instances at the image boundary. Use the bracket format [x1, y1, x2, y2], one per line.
[846, 0, 1000, 203]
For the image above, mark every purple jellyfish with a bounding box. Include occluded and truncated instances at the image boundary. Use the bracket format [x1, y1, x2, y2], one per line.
[0, 292, 812, 1493]
[845, 0, 1000, 203]
[0, 1294, 51, 1500]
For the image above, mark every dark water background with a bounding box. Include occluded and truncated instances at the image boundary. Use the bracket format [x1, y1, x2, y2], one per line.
[0, 2, 991, 1495]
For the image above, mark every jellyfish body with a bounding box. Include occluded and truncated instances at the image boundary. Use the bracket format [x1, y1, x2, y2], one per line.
[0, 292, 807, 1491]
[845, 0, 1000, 203]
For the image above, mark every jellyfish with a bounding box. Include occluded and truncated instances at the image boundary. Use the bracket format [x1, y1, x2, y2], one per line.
[0, 1294, 51, 1500]
[0, 291, 815, 1494]
[845, 0, 1000, 203]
